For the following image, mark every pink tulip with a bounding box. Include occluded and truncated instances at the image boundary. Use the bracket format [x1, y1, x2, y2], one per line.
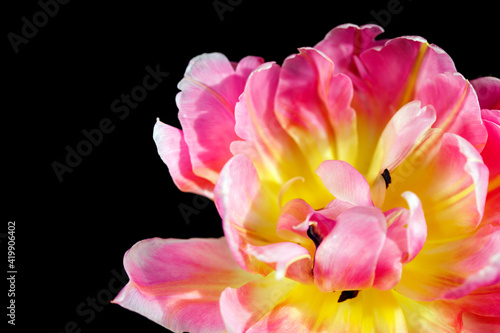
[114, 24, 500, 332]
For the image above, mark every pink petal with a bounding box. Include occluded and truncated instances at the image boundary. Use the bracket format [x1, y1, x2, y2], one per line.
[372, 100, 436, 176]
[315, 160, 373, 206]
[453, 285, 500, 317]
[442, 252, 500, 300]
[358, 36, 456, 112]
[374, 192, 427, 290]
[425, 133, 489, 238]
[481, 109, 500, 225]
[471, 76, 500, 110]
[221, 275, 408, 333]
[417, 72, 487, 152]
[247, 242, 313, 284]
[314, 23, 387, 76]
[177, 53, 264, 183]
[276, 198, 315, 244]
[232, 62, 313, 186]
[153, 119, 214, 198]
[462, 312, 500, 333]
[314, 206, 387, 292]
[112, 237, 257, 333]
[397, 223, 500, 302]
[214, 154, 281, 275]
[275, 47, 357, 167]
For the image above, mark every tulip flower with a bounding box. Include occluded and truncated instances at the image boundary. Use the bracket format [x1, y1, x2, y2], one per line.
[113, 24, 500, 332]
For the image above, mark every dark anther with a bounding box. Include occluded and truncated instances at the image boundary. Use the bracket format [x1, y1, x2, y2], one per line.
[381, 168, 391, 188]
[307, 225, 323, 248]
[337, 290, 359, 303]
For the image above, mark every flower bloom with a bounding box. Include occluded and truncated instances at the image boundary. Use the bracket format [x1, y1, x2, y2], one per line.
[113, 24, 500, 332]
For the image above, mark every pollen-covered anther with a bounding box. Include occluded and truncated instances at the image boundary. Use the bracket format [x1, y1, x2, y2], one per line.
[381, 169, 392, 188]
[337, 290, 359, 303]
[307, 224, 323, 248]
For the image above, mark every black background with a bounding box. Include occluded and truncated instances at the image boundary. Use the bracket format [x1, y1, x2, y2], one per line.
[4, 0, 499, 332]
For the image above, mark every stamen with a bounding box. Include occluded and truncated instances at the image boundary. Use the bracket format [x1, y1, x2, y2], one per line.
[307, 225, 323, 248]
[381, 169, 391, 188]
[337, 290, 359, 303]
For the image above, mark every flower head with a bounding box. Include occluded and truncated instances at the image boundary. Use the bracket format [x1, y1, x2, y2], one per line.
[114, 24, 500, 332]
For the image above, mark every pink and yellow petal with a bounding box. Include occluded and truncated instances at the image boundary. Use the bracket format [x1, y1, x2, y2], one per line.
[397, 223, 500, 302]
[275, 47, 358, 169]
[315, 160, 373, 206]
[214, 155, 283, 275]
[247, 242, 314, 284]
[112, 237, 258, 333]
[177, 53, 263, 183]
[392, 294, 463, 332]
[221, 274, 409, 333]
[424, 134, 488, 239]
[374, 192, 427, 290]
[417, 72, 487, 152]
[153, 119, 214, 198]
[366, 101, 436, 183]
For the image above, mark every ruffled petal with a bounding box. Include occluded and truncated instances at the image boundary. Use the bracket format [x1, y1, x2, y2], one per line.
[314, 206, 387, 292]
[247, 242, 313, 284]
[314, 23, 387, 77]
[316, 160, 373, 206]
[112, 237, 258, 333]
[392, 294, 463, 332]
[374, 192, 427, 290]
[481, 109, 500, 225]
[275, 47, 358, 168]
[424, 133, 489, 239]
[232, 62, 331, 209]
[397, 223, 500, 302]
[220, 275, 408, 333]
[367, 101, 436, 182]
[276, 198, 315, 244]
[214, 154, 281, 275]
[153, 119, 214, 198]
[177, 53, 264, 183]
[451, 281, 500, 317]
[417, 72, 487, 152]
[471, 76, 500, 110]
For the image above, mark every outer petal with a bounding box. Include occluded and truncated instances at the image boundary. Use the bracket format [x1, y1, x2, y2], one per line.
[424, 133, 489, 239]
[471, 76, 500, 110]
[177, 53, 264, 183]
[315, 160, 373, 206]
[397, 223, 500, 302]
[462, 312, 500, 333]
[214, 154, 281, 275]
[356, 36, 456, 116]
[153, 119, 214, 198]
[314, 23, 387, 76]
[220, 275, 408, 333]
[112, 237, 258, 333]
[481, 109, 500, 225]
[314, 206, 387, 292]
[417, 72, 487, 152]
